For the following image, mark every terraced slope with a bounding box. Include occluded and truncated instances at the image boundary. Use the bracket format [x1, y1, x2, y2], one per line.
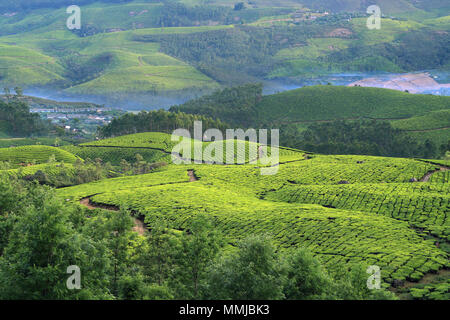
[56, 134, 449, 292]
[67, 132, 305, 165]
[0, 145, 79, 166]
[255, 86, 450, 124]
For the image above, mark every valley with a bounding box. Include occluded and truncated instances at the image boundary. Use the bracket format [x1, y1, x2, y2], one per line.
[0, 0, 448, 303]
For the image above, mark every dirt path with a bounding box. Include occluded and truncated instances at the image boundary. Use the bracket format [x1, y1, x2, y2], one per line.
[188, 170, 198, 182]
[79, 170, 199, 234]
[80, 196, 146, 236]
[390, 269, 450, 297]
[419, 166, 449, 182]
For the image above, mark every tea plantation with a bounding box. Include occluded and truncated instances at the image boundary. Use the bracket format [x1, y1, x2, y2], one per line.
[0, 145, 79, 167]
[53, 132, 449, 299]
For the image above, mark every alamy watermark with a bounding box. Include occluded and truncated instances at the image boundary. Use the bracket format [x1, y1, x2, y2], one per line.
[366, 265, 381, 289]
[171, 121, 280, 175]
[66, 265, 81, 290]
[66, 5, 81, 30]
[367, 5, 381, 30]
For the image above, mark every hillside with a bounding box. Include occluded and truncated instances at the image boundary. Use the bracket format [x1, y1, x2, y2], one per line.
[255, 86, 450, 123]
[49, 131, 449, 299]
[0, 130, 448, 300]
[0, 145, 78, 166]
[0, 0, 449, 303]
[0, 0, 448, 103]
[172, 85, 450, 148]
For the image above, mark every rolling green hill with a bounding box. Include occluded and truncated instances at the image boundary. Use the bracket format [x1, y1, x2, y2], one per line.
[63, 131, 304, 165]
[256, 86, 450, 123]
[171, 84, 450, 157]
[0, 129, 446, 299]
[0, 145, 79, 166]
[53, 132, 449, 298]
[0, 1, 448, 97]
[174, 85, 450, 126]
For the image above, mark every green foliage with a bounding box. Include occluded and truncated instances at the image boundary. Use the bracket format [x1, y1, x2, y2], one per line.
[0, 145, 78, 167]
[299, 120, 440, 158]
[62, 145, 170, 166]
[170, 83, 263, 127]
[0, 99, 52, 137]
[282, 248, 331, 300]
[173, 84, 449, 157]
[171, 215, 224, 299]
[81, 170, 447, 285]
[108, 206, 135, 296]
[56, 165, 191, 201]
[98, 110, 228, 138]
[0, 178, 112, 299]
[266, 182, 450, 239]
[409, 279, 450, 300]
[204, 235, 284, 300]
[139, 24, 333, 85]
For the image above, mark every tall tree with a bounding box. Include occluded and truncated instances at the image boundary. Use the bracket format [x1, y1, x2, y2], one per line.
[204, 235, 285, 300]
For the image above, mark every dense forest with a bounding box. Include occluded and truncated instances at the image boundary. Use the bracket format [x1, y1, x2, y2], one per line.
[169, 83, 262, 127]
[0, 93, 53, 137]
[98, 109, 228, 138]
[283, 120, 446, 159]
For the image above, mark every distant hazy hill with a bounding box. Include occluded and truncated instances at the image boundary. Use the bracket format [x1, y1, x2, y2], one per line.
[0, 1, 448, 100]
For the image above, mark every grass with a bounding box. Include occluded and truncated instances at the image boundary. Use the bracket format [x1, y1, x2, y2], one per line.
[56, 166, 192, 201]
[351, 18, 425, 46]
[0, 44, 65, 86]
[66, 65, 219, 94]
[5, 162, 76, 180]
[0, 7, 227, 94]
[275, 38, 352, 61]
[0, 137, 66, 148]
[1, 0, 447, 94]
[77, 131, 305, 164]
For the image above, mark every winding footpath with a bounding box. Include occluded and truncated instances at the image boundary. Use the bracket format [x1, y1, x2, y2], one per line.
[79, 169, 200, 234]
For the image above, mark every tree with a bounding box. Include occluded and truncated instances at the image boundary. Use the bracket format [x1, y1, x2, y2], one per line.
[329, 264, 397, 300]
[142, 219, 177, 286]
[0, 183, 111, 299]
[172, 215, 223, 299]
[3, 88, 11, 100]
[204, 235, 284, 300]
[423, 139, 437, 159]
[13, 86, 23, 97]
[282, 248, 332, 300]
[120, 159, 131, 173]
[107, 206, 135, 297]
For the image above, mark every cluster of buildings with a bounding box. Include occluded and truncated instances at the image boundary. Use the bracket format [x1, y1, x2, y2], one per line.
[30, 107, 119, 134]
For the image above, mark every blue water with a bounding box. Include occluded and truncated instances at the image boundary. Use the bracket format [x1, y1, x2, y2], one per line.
[22, 70, 450, 110]
[263, 70, 450, 96]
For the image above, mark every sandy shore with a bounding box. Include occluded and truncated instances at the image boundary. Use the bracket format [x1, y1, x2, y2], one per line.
[348, 72, 450, 94]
